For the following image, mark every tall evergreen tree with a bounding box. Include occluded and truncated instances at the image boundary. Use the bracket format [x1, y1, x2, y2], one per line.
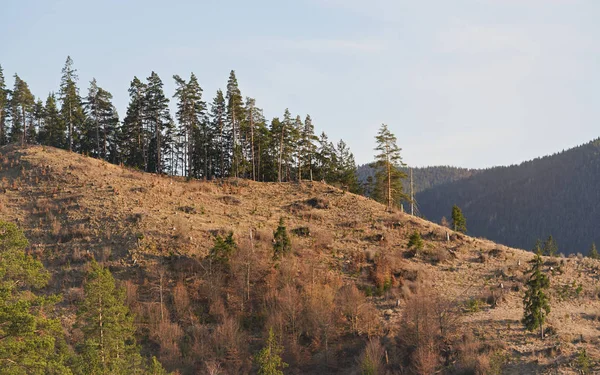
[173, 73, 207, 178]
[39, 93, 65, 148]
[255, 328, 288, 375]
[299, 115, 318, 181]
[335, 139, 360, 193]
[121, 77, 147, 170]
[0, 65, 8, 145]
[145, 72, 172, 174]
[522, 253, 551, 339]
[0, 221, 71, 374]
[315, 131, 336, 182]
[226, 70, 243, 177]
[84, 79, 119, 160]
[372, 124, 407, 211]
[451, 204, 467, 233]
[210, 89, 228, 178]
[9, 74, 35, 145]
[59, 56, 85, 152]
[75, 261, 145, 374]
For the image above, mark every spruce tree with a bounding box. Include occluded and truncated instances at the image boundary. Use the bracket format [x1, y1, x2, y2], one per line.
[451, 205, 467, 233]
[273, 217, 292, 260]
[522, 253, 550, 339]
[121, 77, 147, 170]
[335, 139, 360, 193]
[542, 235, 558, 257]
[75, 261, 144, 374]
[210, 89, 228, 178]
[9, 74, 35, 145]
[316, 131, 337, 182]
[299, 115, 318, 181]
[255, 328, 288, 375]
[145, 72, 172, 174]
[39, 93, 65, 148]
[0, 64, 8, 145]
[59, 56, 85, 152]
[372, 124, 407, 211]
[588, 243, 598, 259]
[84, 79, 119, 160]
[0, 221, 71, 374]
[226, 70, 243, 177]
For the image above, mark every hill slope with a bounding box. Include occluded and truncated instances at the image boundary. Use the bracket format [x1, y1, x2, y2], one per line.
[416, 139, 600, 254]
[1, 145, 600, 374]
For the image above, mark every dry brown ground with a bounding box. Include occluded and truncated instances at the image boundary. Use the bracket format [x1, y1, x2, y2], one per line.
[1, 144, 599, 374]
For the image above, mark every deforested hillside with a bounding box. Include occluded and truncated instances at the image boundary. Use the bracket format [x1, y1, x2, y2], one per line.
[2, 144, 600, 374]
[416, 139, 600, 254]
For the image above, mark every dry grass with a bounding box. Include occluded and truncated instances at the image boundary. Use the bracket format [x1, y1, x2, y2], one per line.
[2, 145, 600, 374]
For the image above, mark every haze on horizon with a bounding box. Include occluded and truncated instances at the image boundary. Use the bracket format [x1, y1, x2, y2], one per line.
[2, 0, 599, 168]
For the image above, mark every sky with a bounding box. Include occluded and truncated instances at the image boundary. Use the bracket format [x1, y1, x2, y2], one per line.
[1, 0, 599, 168]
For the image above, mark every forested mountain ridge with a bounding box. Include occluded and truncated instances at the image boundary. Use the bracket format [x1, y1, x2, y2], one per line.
[416, 138, 600, 254]
[357, 164, 479, 195]
[2, 144, 600, 374]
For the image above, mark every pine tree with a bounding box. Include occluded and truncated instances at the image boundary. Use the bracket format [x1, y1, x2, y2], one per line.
[299, 115, 318, 181]
[173, 73, 207, 178]
[372, 124, 407, 211]
[59, 56, 85, 152]
[588, 243, 599, 259]
[316, 131, 336, 182]
[9, 74, 35, 145]
[75, 261, 144, 374]
[0, 221, 71, 374]
[84, 79, 119, 160]
[407, 230, 424, 251]
[542, 235, 558, 257]
[145, 72, 172, 174]
[210, 89, 228, 178]
[274, 110, 296, 182]
[0, 65, 8, 145]
[39, 93, 65, 148]
[226, 70, 243, 177]
[208, 232, 237, 267]
[451, 205, 467, 233]
[255, 328, 288, 375]
[273, 217, 292, 260]
[121, 77, 147, 170]
[522, 253, 550, 339]
[335, 139, 360, 193]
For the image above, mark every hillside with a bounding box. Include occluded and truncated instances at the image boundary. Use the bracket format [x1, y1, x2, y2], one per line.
[416, 139, 600, 254]
[2, 145, 600, 374]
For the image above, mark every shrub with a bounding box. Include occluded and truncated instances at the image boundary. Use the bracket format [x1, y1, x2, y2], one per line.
[407, 231, 424, 251]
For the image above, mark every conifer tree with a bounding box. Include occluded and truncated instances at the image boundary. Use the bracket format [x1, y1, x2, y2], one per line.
[335, 139, 360, 193]
[316, 131, 336, 182]
[39, 93, 65, 148]
[0, 65, 8, 145]
[145, 72, 172, 174]
[121, 77, 147, 170]
[210, 89, 228, 177]
[59, 56, 85, 152]
[84, 79, 119, 160]
[9, 74, 35, 145]
[273, 217, 292, 260]
[209, 232, 237, 268]
[75, 261, 145, 374]
[255, 328, 288, 375]
[173, 73, 207, 178]
[588, 243, 599, 259]
[451, 205, 467, 233]
[372, 124, 407, 211]
[522, 253, 550, 339]
[542, 235, 558, 257]
[226, 70, 243, 177]
[0, 221, 71, 374]
[299, 115, 318, 181]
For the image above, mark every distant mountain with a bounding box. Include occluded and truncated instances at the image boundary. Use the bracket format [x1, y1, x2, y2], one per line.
[356, 164, 479, 195]
[415, 139, 600, 254]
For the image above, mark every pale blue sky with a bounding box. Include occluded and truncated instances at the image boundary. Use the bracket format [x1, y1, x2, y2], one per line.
[2, 0, 599, 167]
